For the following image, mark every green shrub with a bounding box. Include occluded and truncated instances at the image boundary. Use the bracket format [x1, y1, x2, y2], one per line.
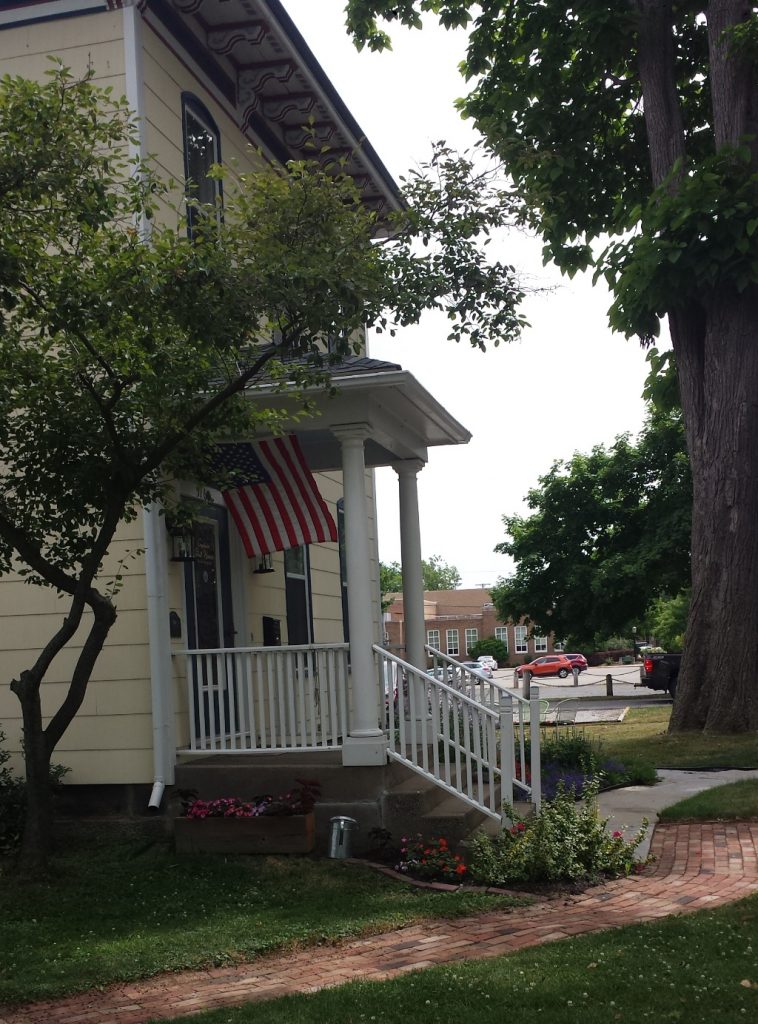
[468, 637, 508, 665]
[0, 729, 25, 856]
[538, 730, 603, 774]
[468, 780, 648, 885]
[0, 728, 70, 856]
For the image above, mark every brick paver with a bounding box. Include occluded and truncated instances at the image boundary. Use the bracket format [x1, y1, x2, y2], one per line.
[2, 822, 757, 1024]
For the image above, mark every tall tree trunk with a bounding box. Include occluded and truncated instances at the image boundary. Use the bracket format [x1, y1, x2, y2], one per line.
[635, 0, 758, 732]
[671, 289, 758, 731]
[11, 593, 117, 871]
[16, 673, 53, 872]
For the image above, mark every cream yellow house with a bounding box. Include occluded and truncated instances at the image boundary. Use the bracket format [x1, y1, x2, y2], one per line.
[0, 0, 541, 843]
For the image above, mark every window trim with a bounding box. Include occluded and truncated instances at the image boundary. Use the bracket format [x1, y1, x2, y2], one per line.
[514, 624, 528, 655]
[534, 635, 548, 654]
[495, 626, 509, 653]
[446, 628, 459, 657]
[464, 627, 478, 654]
[427, 629, 441, 649]
[181, 93, 223, 236]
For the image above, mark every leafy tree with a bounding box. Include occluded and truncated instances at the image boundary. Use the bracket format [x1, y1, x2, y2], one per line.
[650, 592, 690, 652]
[490, 365, 691, 649]
[379, 554, 461, 606]
[379, 561, 404, 610]
[0, 67, 524, 868]
[346, 0, 758, 732]
[422, 554, 462, 591]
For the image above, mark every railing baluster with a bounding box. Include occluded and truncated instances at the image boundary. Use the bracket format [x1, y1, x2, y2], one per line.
[472, 705, 484, 807]
[499, 693, 515, 811]
[530, 684, 542, 812]
[244, 652, 256, 750]
[226, 651, 238, 751]
[266, 652, 277, 748]
[187, 654, 198, 751]
[290, 651, 301, 748]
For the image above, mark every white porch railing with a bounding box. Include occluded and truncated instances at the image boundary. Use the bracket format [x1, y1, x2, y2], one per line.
[377, 645, 542, 822]
[174, 644, 349, 753]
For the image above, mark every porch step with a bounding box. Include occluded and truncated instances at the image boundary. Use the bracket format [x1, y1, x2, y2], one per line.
[418, 792, 490, 843]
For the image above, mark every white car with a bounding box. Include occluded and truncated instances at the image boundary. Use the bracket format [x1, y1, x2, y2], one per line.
[477, 655, 498, 673]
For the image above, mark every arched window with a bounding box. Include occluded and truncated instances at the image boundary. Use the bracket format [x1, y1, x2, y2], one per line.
[181, 94, 222, 236]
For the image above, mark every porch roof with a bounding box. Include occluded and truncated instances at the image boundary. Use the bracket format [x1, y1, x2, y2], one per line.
[244, 358, 472, 469]
[145, 0, 403, 219]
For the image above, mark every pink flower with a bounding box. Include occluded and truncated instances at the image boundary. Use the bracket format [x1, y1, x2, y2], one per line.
[612, 830, 623, 838]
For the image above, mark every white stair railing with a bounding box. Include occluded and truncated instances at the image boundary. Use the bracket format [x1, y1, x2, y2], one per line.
[174, 644, 349, 753]
[377, 645, 541, 822]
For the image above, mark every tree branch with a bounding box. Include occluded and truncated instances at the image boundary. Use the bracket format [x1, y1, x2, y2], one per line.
[44, 590, 116, 753]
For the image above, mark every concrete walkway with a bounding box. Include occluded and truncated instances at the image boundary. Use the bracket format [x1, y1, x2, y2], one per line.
[2, 818, 758, 1024]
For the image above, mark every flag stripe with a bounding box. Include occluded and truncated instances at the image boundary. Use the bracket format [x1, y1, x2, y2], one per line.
[257, 439, 303, 548]
[224, 491, 255, 558]
[217, 436, 338, 558]
[260, 438, 318, 545]
[290, 435, 338, 541]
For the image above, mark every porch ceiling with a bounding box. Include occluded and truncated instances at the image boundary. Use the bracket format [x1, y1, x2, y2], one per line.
[244, 366, 472, 469]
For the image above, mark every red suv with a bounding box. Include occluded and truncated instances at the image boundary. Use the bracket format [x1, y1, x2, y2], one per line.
[563, 653, 588, 672]
[515, 655, 573, 679]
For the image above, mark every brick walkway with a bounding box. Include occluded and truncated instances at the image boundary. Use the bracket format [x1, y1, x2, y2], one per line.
[3, 822, 757, 1024]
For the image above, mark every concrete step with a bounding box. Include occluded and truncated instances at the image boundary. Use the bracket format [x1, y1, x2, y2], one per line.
[419, 791, 490, 845]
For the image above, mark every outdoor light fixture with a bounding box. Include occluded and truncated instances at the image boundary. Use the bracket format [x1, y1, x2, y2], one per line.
[167, 523, 195, 562]
[253, 553, 275, 574]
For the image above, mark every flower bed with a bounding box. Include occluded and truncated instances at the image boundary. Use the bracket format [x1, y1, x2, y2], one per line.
[175, 780, 319, 855]
[395, 835, 468, 883]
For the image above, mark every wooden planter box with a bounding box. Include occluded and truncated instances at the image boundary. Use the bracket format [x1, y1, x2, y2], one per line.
[174, 812, 315, 855]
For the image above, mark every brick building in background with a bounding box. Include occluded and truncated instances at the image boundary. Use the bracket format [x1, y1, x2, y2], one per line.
[383, 589, 562, 667]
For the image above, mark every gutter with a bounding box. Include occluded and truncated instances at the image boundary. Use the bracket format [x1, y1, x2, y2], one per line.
[124, 5, 174, 810]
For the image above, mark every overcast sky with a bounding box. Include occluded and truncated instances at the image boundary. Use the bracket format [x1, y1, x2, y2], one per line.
[285, 1, 658, 589]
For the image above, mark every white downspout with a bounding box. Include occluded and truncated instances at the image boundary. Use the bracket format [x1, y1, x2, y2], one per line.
[144, 504, 175, 809]
[123, 4, 173, 809]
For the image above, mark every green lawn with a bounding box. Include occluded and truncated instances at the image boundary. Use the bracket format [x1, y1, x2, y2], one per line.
[160, 891, 758, 1024]
[582, 706, 758, 769]
[660, 778, 758, 821]
[0, 841, 525, 1007]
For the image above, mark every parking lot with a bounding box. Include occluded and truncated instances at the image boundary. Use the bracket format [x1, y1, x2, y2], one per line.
[493, 663, 669, 704]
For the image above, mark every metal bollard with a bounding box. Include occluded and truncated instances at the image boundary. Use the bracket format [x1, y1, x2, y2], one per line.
[606, 673, 614, 697]
[572, 666, 580, 687]
[328, 816, 358, 859]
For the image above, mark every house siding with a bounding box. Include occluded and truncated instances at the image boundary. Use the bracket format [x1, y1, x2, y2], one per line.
[0, 4, 385, 789]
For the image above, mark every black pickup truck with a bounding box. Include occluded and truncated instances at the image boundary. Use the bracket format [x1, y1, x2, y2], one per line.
[638, 653, 682, 697]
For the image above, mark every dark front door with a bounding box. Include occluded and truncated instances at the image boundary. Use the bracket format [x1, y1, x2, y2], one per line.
[184, 506, 236, 740]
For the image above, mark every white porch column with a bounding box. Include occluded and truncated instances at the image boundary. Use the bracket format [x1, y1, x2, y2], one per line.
[334, 424, 387, 766]
[394, 459, 426, 670]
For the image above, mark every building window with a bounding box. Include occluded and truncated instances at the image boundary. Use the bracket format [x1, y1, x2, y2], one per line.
[495, 626, 509, 653]
[446, 629, 459, 656]
[514, 625, 528, 654]
[554, 638, 564, 652]
[427, 629, 440, 649]
[534, 635, 548, 653]
[465, 628, 478, 653]
[182, 94, 222, 236]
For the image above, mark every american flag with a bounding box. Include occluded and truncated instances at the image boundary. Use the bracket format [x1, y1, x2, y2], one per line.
[213, 437, 337, 558]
